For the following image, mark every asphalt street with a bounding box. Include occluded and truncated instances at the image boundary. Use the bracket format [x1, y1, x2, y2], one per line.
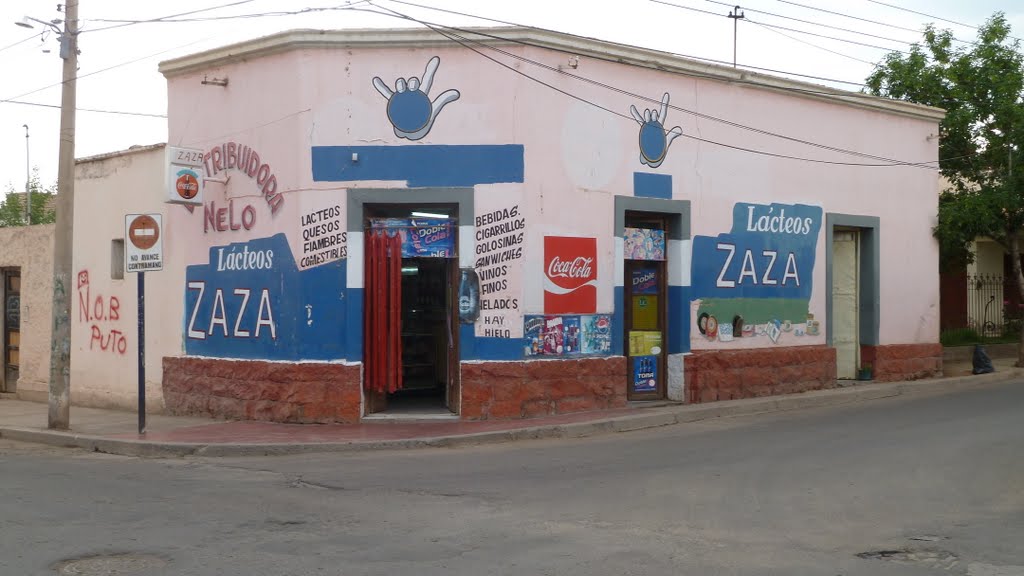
[2, 381, 1022, 576]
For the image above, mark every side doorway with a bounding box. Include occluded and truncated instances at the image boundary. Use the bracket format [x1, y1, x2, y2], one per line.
[831, 229, 860, 379]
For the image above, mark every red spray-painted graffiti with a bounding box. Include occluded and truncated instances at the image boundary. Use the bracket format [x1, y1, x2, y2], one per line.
[77, 270, 127, 355]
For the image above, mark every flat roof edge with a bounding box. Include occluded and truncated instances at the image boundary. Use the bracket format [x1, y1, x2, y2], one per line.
[157, 27, 945, 123]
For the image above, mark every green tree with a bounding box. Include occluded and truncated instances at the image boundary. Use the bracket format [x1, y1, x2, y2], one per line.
[0, 168, 57, 227]
[866, 13, 1024, 361]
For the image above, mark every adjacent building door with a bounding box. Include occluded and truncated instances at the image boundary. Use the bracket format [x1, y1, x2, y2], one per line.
[832, 230, 860, 379]
[2, 269, 20, 392]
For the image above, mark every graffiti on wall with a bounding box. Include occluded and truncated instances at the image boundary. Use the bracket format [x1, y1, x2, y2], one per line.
[544, 236, 597, 315]
[475, 203, 526, 339]
[77, 270, 127, 356]
[184, 234, 346, 361]
[373, 56, 460, 141]
[690, 202, 823, 345]
[629, 93, 683, 169]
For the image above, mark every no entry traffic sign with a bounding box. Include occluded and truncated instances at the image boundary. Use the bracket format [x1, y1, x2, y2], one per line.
[125, 214, 163, 273]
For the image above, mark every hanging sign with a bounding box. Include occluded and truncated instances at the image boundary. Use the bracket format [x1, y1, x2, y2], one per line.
[370, 218, 455, 257]
[165, 146, 205, 206]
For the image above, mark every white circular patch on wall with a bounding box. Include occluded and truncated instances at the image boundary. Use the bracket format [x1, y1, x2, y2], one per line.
[561, 101, 623, 190]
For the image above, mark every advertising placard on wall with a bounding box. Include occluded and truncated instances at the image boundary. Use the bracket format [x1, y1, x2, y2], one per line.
[543, 236, 597, 314]
[624, 227, 665, 261]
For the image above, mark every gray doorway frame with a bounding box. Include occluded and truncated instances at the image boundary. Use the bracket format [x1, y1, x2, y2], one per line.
[825, 213, 880, 349]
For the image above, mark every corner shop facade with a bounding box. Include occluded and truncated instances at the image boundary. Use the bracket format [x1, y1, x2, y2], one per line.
[68, 27, 945, 421]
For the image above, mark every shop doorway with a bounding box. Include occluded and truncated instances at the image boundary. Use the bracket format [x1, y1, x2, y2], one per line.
[832, 229, 860, 379]
[623, 213, 668, 400]
[363, 205, 459, 416]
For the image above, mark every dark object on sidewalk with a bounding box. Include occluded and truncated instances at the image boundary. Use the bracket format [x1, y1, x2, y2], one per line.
[972, 344, 995, 375]
[857, 364, 873, 381]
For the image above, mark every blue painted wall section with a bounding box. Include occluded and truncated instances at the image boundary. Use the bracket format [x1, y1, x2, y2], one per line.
[312, 145, 525, 187]
[690, 203, 823, 342]
[612, 286, 625, 356]
[691, 203, 822, 301]
[667, 285, 689, 354]
[184, 234, 347, 361]
[459, 325, 524, 361]
[633, 172, 673, 199]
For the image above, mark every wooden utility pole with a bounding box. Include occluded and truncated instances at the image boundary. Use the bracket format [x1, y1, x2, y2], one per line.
[48, 0, 78, 430]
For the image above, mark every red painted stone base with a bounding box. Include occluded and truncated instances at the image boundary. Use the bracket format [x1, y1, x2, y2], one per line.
[460, 357, 627, 420]
[685, 346, 837, 403]
[861, 343, 942, 382]
[162, 357, 361, 423]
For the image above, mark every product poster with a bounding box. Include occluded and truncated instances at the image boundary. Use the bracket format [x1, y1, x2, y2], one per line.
[632, 295, 659, 331]
[524, 316, 545, 356]
[628, 330, 663, 357]
[562, 316, 581, 354]
[370, 218, 454, 258]
[580, 314, 612, 354]
[632, 355, 658, 393]
[525, 314, 612, 356]
[624, 227, 666, 261]
[631, 267, 659, 295]
[542, 315, 565, 355]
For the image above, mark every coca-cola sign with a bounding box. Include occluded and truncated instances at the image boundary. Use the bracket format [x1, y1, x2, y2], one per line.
[544, 236, 597, 314]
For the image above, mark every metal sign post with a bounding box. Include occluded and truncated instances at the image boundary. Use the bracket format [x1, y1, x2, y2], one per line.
[125, 214, 163, 435]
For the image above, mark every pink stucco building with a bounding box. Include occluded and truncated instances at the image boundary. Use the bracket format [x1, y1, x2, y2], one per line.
[65, 27, 944, 421]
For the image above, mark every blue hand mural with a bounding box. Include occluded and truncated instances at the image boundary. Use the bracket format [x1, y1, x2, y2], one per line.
[373, 56, 460, 141]
[630, 92, 683, 169]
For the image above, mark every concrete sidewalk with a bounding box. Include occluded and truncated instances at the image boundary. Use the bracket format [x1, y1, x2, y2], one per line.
[1, 358, 1020, 458]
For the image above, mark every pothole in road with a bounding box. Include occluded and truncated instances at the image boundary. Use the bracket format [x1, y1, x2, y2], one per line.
[857, 548, 960, 571]
[53, 553, 169, 575]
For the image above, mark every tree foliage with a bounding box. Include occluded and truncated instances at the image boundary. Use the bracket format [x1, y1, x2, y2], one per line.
[866, 13, 1024, 267]
[0, 168, 57, 227]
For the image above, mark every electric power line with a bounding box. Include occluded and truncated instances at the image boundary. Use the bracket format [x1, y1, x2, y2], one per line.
[774, 0, 977, 45]
[747, 19, 879, 66]
[82, 0, 260, 33]
[0, 33, 43, 54]
[1, 99, 166, 118]
[863, 0, 1021, 42]
[0, 36, 214, 104]
[652, 0, 911, 54]
[368, 4, 941, 168]
[382, 0, 871, 89]
[704, 0, 916, 47]
[86, 0, 375, 26]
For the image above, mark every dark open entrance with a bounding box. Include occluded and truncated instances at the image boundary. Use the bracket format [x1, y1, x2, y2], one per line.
[363, 204, 459, 417]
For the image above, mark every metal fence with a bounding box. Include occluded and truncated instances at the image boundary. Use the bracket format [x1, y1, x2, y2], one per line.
[966, 274, 1019, 337]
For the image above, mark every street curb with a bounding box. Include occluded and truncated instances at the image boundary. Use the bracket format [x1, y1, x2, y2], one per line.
[1, 369, 1019, 458]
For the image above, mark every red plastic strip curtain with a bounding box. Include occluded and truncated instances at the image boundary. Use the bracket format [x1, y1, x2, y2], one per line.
[363, 230, 403, 394]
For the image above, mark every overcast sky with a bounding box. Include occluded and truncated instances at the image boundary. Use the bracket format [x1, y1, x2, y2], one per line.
[0, 0, 1020, 193]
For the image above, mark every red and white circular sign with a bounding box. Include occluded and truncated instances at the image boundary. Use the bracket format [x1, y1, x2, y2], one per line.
[128, 215, 160, 250]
